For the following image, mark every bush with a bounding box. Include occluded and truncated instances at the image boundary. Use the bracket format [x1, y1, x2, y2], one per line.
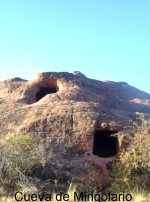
[108, 114, 150, 193]
[0, 133, 46, 194]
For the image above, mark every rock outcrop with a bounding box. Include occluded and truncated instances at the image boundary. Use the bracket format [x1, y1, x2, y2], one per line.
[0, 71, 150, 184]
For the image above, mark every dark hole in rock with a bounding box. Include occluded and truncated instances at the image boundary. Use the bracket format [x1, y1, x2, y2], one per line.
[36, 87, 57, 102]
[93, 130, 118, 158]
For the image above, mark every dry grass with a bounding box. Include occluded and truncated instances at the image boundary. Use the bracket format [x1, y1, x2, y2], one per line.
[131, 189, 150, 202]
[0, 186, 150, 202]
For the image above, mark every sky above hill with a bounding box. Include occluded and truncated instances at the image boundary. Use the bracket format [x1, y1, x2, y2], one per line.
[0, 0, 149, 93]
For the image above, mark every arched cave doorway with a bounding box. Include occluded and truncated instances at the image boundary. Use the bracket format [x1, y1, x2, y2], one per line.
[93, 130, 118, 158]
[35, 79, 58, 102]
[36, 87, 57, 102]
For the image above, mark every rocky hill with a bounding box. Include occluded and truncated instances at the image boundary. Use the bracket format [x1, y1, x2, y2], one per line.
[0, 71, 149, 183]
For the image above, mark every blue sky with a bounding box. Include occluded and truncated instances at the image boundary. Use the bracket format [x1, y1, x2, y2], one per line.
[0, 0, 149, 93]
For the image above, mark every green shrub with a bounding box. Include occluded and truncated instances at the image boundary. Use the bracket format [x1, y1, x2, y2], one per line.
[108, 114, 150, 193]
[0, 133, 46, 194]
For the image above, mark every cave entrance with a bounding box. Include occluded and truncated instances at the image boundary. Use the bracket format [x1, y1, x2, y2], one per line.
[36, 87, 57, 102]
[35, 79, 58, 102]
[93, 130, 118, 158]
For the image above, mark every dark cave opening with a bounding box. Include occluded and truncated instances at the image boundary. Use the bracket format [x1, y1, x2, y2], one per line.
[93, 130, 118, 158]
[36, 86, 57, 102]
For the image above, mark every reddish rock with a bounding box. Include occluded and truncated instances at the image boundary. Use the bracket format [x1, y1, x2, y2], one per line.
[0, 71, 149, 184]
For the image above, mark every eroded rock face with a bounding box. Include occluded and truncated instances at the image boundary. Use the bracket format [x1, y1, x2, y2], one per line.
[0, 71, 150, 184]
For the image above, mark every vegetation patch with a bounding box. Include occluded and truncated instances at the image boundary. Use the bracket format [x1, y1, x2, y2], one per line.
[107, 114, 150, 194]
[0, 133, 46, 195]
